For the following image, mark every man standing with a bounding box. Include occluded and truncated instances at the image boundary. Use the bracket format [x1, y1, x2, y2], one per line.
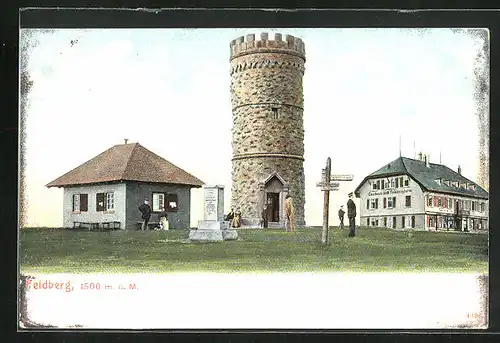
[338, 205, 345, 230]
[261, 205, 269, 229]
[284, 195, 296, 233]
[347, 193, 356, 237]
[139, 199, 152, 231]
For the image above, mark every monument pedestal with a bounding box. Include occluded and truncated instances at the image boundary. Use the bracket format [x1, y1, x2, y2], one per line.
[189, 185, 238, 242]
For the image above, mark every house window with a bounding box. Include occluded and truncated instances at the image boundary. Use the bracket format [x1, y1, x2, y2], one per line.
[372, 219, 378, 227]
[405, 195, 411, 207]
[428, 196, 433, 207]
[381, 181, 385, 190]
[72, 194, 88, 212]
[411, 215, 415, 228]
[367, 218, 370, 226]
[437, 197, 442, 207]
[400, 177, 404, 187]
[376, 180, 380, 189]
[383, 198, 387, 208]
[429, 216, 434, 227]
[96, 192, 113, 212]
[387, 197, 394, 209]
[404, 178, 409, 187]
[395, 178, 399, 188]
[153, 192, 178, 212]
[392, 217, 396, 228]
[370, 198, 378, 209]
[472, 201, 476, 211]
[384, 217, 387, 227]
[271, 107, 280, 119]
[153, 193, 165, 211]
[448, 198, 453, 209]
[391, 179, 395, 188]
[480, 202, 485, 212]
[372, 182, 377, 190]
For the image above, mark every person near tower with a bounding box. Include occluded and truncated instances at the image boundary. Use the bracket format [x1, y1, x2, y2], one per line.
[261, 205, 269, 229]
[338, 205, 345, 230]
[284, 195, 296, 233]
[347, 193, 356, 237]
[232, 207, 242, 228]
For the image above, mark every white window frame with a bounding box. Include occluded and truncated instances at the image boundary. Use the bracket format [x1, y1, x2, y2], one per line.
[370, 198, 377, 209]
[387, 197, 394, 209]
[73, 194, 80, 212]
[152, 193, 165, 212]
[106, 192, 114, 211]
[390, 179, 395, 188]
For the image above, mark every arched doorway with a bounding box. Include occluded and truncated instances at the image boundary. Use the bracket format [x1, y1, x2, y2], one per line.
[259, 172, 289, 227]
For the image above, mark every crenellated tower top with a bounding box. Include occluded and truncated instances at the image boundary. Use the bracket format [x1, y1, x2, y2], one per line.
[230, 32, 306, 62]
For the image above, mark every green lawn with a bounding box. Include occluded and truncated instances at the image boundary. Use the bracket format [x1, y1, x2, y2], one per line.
[19, 227, 488, 274]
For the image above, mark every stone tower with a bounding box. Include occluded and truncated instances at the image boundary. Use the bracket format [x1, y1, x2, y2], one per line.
[229, 32, 306, 227]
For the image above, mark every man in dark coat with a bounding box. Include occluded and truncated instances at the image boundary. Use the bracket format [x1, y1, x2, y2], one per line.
[338, 205, 345, 230]
[261, 205, 269, 229]
[139, 199, 152, 231]
[347, 193, 356, 237]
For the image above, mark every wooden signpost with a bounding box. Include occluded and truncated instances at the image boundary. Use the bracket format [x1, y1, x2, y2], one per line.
[316, 157, 354, 244]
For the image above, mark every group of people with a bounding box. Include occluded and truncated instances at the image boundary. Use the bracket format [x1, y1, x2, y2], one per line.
[225, 207, 242, 228]
[138, 199, 169, 231]
[137, 191, 357, 234]
[338, 192, 357, 237]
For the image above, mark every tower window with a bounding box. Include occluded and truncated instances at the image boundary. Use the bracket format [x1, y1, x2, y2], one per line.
[271, 107, 280, 119]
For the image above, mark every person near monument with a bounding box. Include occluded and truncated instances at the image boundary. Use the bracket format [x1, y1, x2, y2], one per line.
[284, 195, 296, 233]
[158, 206, 169, 231]
[261, 205, 269, 229]
[347, 193, 356, 237]
[139, 199, 152, 231]
[338, 205, 345, 230]
[226, 208, 235, 222]
[232, 207, 242, 228]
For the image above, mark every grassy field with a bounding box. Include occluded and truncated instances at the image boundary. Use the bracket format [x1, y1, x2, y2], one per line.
[19, 227, 488, 274]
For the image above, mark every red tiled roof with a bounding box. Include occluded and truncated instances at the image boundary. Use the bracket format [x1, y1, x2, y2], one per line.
[46, 143, 204, 188]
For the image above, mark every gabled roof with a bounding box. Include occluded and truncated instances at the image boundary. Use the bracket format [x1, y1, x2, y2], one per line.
[46, 143, 204, 188]
[354, 156, 488, 199]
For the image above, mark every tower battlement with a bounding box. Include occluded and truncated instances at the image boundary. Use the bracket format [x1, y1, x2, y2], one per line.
[230, 33, 306, 61]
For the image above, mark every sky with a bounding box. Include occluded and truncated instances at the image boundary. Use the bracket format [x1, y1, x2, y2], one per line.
[20, 28, 488, 228]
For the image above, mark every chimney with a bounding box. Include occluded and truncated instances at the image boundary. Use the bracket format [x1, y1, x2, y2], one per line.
[418, 151, 423, 161]
[124, 139, 129, 144]
[458, 165, 462, 175]
[424, 154, 430, 168]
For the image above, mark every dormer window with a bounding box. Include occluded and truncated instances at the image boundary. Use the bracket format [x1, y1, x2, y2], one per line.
[469, 184, 476, 191]
[435, 178, 442, 185]
[444, 180, 451, 186]
[404, 178, 409, 187]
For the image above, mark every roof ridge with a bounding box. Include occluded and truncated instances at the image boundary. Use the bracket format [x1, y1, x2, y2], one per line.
[121, 143, 139, 179]
[400, 156, 410, 175]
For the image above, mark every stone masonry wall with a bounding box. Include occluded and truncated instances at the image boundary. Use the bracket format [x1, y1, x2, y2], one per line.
[230, 33, 306, 227]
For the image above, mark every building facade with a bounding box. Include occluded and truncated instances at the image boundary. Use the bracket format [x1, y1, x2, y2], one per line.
[48, 142, 203, 230]
[230, 32, 306, 227]
[354, 155, 489, 231]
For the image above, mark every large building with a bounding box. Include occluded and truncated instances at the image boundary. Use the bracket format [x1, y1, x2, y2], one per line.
[354, 154, 489, 231]
[46, 142, 204, 230]
[229, 32, 307, 228]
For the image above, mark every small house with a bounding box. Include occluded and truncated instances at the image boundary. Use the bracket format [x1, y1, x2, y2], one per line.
[46, 142, 204, 229]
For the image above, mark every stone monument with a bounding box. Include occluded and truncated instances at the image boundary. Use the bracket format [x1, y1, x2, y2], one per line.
[189, 185, 238, 241]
